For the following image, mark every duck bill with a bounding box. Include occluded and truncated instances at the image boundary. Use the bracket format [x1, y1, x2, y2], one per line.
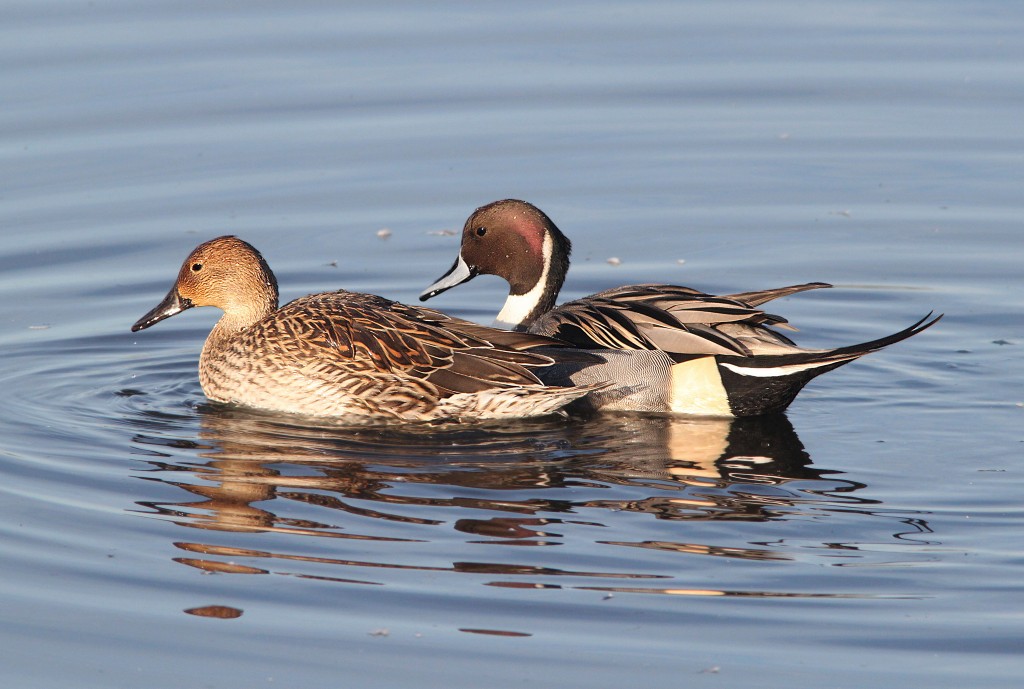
[131, 287, 193, 332]
[419, 254, 478, 301]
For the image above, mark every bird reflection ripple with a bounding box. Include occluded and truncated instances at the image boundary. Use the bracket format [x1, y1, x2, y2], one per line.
[131, 407, 933, 597]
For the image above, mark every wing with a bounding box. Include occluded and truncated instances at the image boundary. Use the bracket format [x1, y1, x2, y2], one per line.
[263, 291, 574, 399]
[721, 282, 831, 307]
[530, 284, 800, 357]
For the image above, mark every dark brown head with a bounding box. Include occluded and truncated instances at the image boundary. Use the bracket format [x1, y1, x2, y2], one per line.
[420, 199, 571, 302]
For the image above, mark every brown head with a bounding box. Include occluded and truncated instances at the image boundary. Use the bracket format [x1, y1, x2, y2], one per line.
[131, 236, 280, 332]
[420, 199, 571, 304]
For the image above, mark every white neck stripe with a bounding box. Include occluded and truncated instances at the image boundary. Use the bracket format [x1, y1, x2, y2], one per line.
[494, 232, 553, 329]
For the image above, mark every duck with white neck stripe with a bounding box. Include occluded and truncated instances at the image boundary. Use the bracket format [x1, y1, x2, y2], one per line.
[421, 199, 940, 417]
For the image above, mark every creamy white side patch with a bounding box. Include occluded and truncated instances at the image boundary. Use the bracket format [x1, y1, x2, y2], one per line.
[668, 356, 732, 416]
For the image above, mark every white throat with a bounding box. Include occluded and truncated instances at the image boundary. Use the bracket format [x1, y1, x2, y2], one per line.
[493, 232, 553, 330]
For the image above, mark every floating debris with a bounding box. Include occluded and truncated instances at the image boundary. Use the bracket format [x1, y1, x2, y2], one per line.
[376, 228, 393, 239]
[606, 257, 621, 266]
[676, 259, 686, 265]
[368, 628, 390, 637]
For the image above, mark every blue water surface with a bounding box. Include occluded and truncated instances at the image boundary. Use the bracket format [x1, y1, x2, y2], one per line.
[1, 2, 1022, 687]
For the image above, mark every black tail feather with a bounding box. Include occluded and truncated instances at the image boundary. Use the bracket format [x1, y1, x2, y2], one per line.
[723, 312, 942, 370]
[717, 312, 942, 416]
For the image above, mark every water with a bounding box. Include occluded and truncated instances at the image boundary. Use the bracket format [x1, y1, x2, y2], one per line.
[2, 1, 1022, 687]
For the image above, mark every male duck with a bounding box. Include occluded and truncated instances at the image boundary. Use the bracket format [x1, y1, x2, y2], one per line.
[420, 199, 940, 417]
[132, 235, 602, 423]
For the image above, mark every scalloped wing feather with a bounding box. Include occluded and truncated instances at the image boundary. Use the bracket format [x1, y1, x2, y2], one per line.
[265, 291, 565, 399]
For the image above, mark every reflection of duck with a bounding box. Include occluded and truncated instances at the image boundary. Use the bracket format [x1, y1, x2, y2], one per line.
[421, 199, 941, 416]
[131, 236, 600, 422]
[569, 413, 857, 523]
[133, 406, 867, 539]
[129, 409, 934, 599]
[573, 413, 817, 484]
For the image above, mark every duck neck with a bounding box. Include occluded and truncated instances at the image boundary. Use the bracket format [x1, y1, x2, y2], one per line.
[494, 231, 567, 331]
[202, 286, 278, 357]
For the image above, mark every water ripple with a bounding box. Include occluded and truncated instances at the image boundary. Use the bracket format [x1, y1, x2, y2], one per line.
[0, 298, 943, 625]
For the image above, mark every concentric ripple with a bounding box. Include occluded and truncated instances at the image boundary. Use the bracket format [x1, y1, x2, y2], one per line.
[0, 318, 940, 614]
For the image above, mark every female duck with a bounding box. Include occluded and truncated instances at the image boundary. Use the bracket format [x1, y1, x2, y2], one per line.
[420, 199, 939, 417]
[132, 236, 600, 423]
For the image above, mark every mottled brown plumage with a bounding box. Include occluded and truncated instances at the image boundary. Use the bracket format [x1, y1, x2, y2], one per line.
[132, 236, 601, 423]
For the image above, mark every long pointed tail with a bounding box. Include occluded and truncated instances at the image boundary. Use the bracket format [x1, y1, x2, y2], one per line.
[798, 311, 941, 366]
[716, 313, 942, 416]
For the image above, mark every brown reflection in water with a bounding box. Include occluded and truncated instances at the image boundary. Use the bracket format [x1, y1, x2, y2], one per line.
[483, 581, 914, 599]
[175, 558, 268, 575]
[455, 517, 562, 545]
[572, 586, 915, 599]
[183, 605, 244, 619]
[131, 406, 932, 595]
[459, 628, 531, 637]
[166, 539, 663, 582]
[596, 540, 790, 561]
[486, 582, 561, 590]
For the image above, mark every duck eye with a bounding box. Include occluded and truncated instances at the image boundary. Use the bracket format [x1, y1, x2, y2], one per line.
[191, 263, 203, 272]
[475, 226, 487, 237]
